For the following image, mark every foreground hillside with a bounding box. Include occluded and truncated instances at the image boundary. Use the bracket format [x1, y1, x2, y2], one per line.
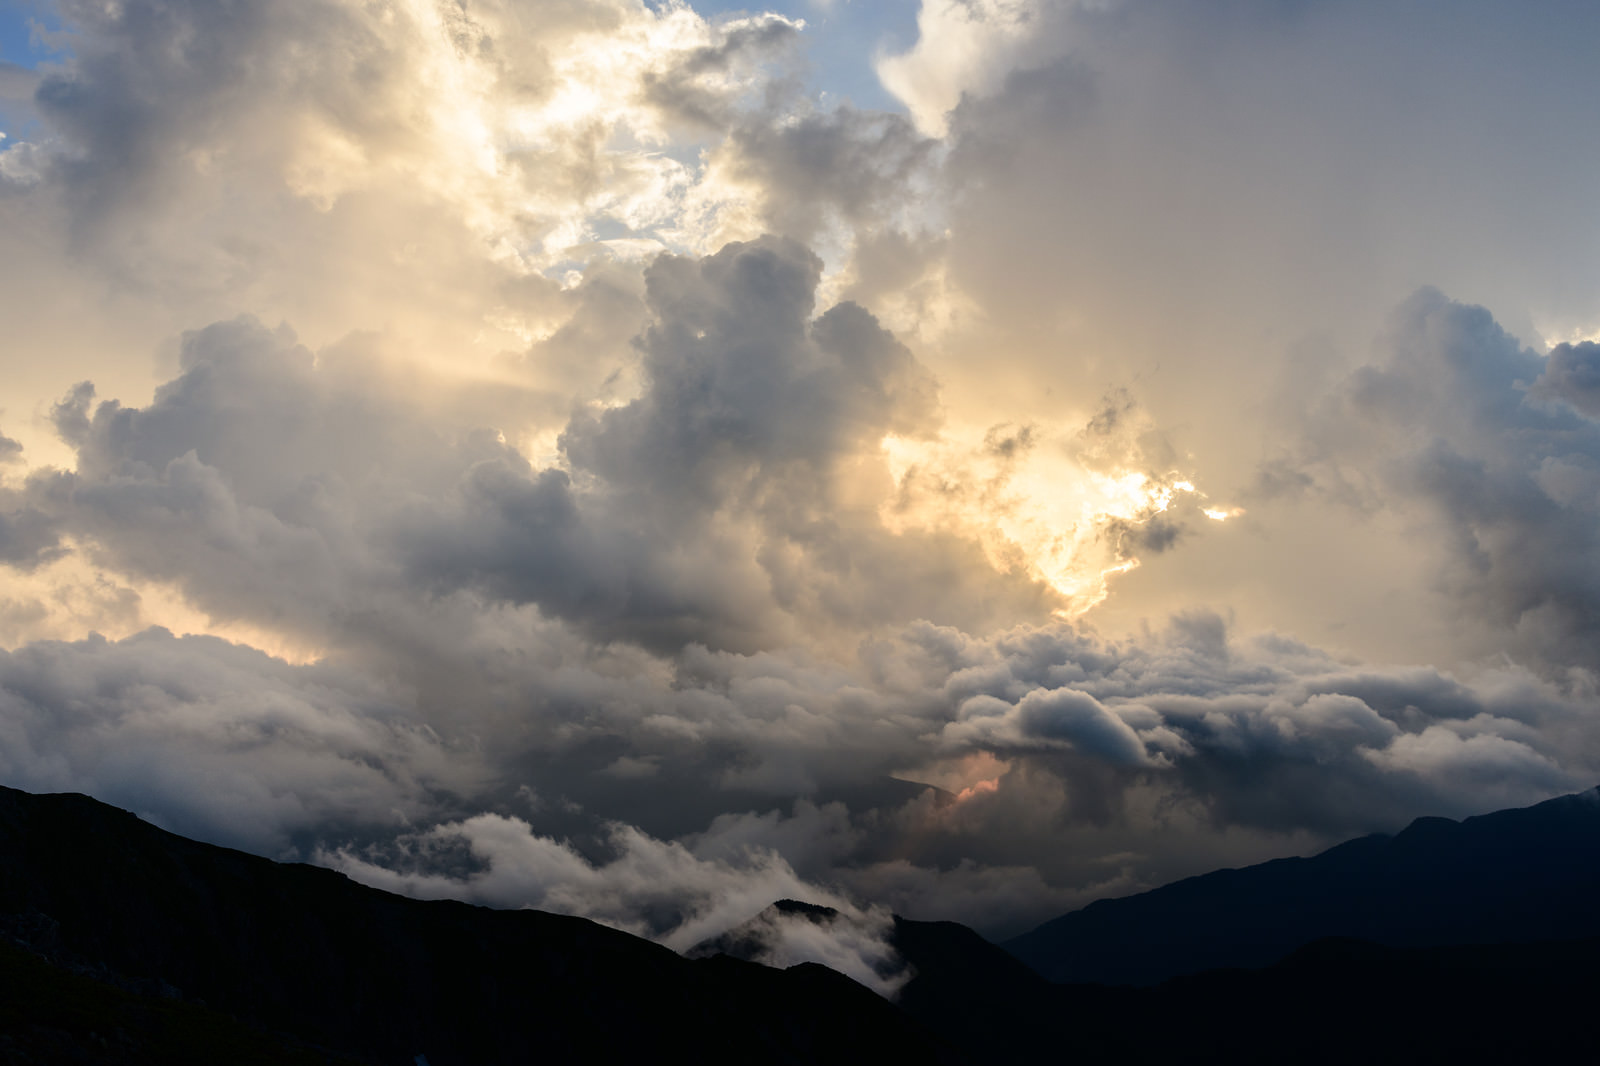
[0, 785, 958, 1065]
[4, 784, 1599, 1064]
[697, 898, 1600, 1066]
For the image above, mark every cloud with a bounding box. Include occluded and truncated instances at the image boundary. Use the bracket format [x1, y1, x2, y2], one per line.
[640, 14, 805, 134]
[0, 62, 37, 102]
[322, 807, 913, 997]
[0, 0, 835, 438]
[20, 237, 1059, 658]
[1270, 290, 1600, 671]
[0, 429, 61, 569]
[943, 687, 1149, 764]
[0, 501, 62, 570]
[865, 0, 1600, 669]
[0, 627, 480, 856]
[877, 0, 1078, 137]
[689, 900, 912, 998]
[699, 103, 940, 249]
[1534, 342, 1600, 417]
[0, 582, 1591, 946]
[27, 0, 795, 253]
[20, 287, 1588, 928]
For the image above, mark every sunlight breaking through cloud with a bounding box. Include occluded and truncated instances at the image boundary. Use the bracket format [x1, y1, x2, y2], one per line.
[879, 424, 1220, 617]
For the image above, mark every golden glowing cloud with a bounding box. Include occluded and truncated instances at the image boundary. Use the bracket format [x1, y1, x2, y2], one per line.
[880, 422, 1212, 617]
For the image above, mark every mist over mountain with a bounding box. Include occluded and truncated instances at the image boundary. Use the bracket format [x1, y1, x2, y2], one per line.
[0, 785, 959, 1065]
[695, 785, 1600, 1063]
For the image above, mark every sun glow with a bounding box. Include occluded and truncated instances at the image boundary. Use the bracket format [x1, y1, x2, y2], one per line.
[880, 425, 1211, 617]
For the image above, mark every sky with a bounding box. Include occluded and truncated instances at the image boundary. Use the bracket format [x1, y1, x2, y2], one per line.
[4, 0, 1600, 975]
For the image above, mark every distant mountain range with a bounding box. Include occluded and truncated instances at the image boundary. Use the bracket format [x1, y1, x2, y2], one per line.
[699, 898, 1600, 1066]
[3, 783, 1598, 1064]
[1005, 786, 1600, 985]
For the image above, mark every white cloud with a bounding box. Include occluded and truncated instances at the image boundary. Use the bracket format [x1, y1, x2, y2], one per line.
[876, 0, 1075, 137]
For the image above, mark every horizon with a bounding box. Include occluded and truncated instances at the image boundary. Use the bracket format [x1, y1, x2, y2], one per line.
[4, 0, 1600, 971]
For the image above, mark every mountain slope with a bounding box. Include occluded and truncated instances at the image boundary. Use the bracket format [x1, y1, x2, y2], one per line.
[690, 899, 1068, 1065]
[687, 896, 1600, 1066]
[1006, 786, 1600, 985]
[0, 785, 961, 1066]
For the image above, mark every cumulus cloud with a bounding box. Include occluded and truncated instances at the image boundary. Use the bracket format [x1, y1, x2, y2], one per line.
[1534, 342, 1600, 417]
[9, 277, 1598, 955]
[27, 0, 799, 259]
[0, 0, 835, 457]
[0, 627, 481, 855]
[1269, 290, 1600, 671]
[877, 0, 1079, 137]
[19, 237, 1064, 659]
[4, 601, 1590, 943]
[696, 103, 941, 254]
[943, 688, 1149, 764]
[866, 0, 1600, 668]
[0, 502, 62, 571]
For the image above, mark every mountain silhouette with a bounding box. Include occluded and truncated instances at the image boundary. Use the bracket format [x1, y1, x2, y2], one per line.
[0, 785, 961, 1065]
[1005, 786, 1600, 985]
[6, 783, 1600, 1065]
[691, 899, 1064, 1061]
[687, 889, 1600, 1065]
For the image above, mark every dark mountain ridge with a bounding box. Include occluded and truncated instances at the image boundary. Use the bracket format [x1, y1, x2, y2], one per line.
[0, 785, 961, 1065]
[687, 893, 1600, 1065]
[1006, 785, 1600, 985]
[6, 783, 1600, 1065]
